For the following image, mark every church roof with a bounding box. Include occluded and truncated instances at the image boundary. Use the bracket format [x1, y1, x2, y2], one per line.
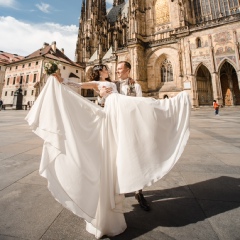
[88, 50, 98, 62]
[5, 42, 81, 68]
[102, 46, 113, 60]
[107, 1, 128, 23]
[24, 44, 77, 66]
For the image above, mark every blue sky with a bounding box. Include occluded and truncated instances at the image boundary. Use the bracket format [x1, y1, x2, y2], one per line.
[0, 0, 113, 60]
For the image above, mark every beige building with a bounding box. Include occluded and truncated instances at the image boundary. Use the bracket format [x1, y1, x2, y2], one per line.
[2, 42, 84, 109]
[75, 0, 240, 107]
[0, 51, 24, 99]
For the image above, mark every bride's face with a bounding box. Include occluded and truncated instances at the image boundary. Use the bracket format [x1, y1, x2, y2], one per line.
[100, 66, 109, 80]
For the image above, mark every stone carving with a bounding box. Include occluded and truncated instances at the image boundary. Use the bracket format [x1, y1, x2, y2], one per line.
[155, 0, 170, 25]
[215, 56, 236, 66]
[192, 49, 211, 73]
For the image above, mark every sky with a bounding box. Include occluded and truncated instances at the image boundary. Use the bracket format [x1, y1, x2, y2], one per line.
[0, 0, 113, 61]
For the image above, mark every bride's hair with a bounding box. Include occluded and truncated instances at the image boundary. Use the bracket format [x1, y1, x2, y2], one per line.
[89, 65, 111, 82]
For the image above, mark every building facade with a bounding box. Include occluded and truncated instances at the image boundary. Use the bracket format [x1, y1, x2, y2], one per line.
[75, 0, 240, 107]
[0, 51, 24, 99]
[2, 42, 84, 109]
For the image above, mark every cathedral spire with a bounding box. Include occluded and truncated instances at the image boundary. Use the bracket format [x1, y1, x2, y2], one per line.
[113, 0, 125, 6]
[80, 0, 85, 21]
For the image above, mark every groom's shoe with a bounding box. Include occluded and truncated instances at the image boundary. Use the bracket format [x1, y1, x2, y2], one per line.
[135, 193, 150, 211]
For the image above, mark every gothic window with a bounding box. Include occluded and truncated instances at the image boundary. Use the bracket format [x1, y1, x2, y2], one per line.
[161, 59, 173, 82]
[196, 38, 202, 48]
[194, 0, 240, 23]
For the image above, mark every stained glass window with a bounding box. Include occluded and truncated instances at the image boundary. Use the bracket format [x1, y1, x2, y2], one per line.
[194, 0, 240, 23]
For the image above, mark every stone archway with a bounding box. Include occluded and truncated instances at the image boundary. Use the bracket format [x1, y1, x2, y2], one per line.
[220, 62, 240, 106]
[196, 65, 213, 106]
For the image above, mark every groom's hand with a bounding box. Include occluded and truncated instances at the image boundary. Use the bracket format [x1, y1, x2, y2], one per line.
[100, 86, 112, 98]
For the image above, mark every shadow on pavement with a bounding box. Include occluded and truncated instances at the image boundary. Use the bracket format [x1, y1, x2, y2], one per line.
[109, 176, 240, 240]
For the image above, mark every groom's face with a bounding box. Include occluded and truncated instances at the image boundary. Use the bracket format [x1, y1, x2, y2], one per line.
[116, 63, 130, 80]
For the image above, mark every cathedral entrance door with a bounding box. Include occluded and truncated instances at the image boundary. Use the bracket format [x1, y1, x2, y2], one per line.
[220, 73, 231, 106]
[196, 65, 213, 106]
[220, 62, 240, 106]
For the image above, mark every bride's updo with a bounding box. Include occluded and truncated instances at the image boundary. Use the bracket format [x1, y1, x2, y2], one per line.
[89, 64, 111, 82]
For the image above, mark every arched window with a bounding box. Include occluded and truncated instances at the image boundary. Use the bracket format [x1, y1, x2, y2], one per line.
[161, 59, 173, 82]
[196, 38, 202, 48]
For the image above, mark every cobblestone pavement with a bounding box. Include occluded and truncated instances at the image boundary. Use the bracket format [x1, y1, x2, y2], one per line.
[0, 107, 240, 240]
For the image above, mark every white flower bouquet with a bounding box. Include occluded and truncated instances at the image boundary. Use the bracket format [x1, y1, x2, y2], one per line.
[44, 61, 59, 75]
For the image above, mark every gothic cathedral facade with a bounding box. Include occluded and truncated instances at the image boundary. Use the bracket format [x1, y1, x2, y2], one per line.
[75, 0, 240, 107]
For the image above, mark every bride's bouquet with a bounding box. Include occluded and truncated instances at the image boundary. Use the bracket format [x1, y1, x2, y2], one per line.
[44, 61, 59, 75]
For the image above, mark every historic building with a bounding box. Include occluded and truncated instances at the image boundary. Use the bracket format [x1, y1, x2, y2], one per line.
[0, 51, 24, 99]
[2, 42, 83, 109]
[75, 0, 240, 107]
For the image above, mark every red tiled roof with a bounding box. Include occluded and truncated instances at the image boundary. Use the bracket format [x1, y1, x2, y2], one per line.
[0, 51, 24, 64]
[23, 44, 81, 68]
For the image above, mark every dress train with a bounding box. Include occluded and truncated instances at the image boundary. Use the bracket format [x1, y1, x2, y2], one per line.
[25, 76, 191, 238]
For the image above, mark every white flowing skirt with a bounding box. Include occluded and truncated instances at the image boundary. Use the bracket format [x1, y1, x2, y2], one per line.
[26, 76, 191, 238]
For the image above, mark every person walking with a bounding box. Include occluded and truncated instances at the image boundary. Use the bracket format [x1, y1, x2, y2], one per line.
[213, 100, 220, 116]
[0, 98, 3, 111]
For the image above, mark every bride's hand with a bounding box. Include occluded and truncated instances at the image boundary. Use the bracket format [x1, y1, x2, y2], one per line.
[52, 73, 63, 83]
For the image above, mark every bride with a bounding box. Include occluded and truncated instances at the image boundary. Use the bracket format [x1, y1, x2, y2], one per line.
[26, 64, 191, 239]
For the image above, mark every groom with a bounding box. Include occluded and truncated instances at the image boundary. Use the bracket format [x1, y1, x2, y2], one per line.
[99, 61, 150, 211]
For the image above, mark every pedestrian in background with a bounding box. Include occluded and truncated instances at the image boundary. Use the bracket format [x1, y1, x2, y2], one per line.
[213, 100, 219, 116]
[0, 98, 3, 111]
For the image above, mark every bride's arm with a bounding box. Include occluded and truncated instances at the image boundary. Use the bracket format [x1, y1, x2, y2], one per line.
[53, 74, 99, 91]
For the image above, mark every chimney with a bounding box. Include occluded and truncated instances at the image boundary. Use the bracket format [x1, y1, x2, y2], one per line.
[61, 48, 64, 54]
[51, 41, 56, 52]
[42, 42, 49, 49]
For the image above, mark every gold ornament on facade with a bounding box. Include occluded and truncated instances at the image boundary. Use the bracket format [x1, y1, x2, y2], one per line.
[155, 0, 170, 25]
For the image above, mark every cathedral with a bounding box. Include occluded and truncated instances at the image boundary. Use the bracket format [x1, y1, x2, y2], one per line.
[75, 0, 240, 107]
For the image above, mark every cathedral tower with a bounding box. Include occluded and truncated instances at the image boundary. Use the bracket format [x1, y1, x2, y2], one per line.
[75, 0, 108, 64]
[113, 0, 125, 6]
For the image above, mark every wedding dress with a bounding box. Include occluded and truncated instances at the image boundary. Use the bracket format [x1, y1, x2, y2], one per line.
[25, 76, 191, 239]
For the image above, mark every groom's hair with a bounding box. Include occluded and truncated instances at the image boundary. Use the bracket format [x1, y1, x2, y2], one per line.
[118, 61, 131, 70]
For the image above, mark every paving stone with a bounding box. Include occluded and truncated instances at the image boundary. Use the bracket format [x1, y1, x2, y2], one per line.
[0, 183, 63, 240]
